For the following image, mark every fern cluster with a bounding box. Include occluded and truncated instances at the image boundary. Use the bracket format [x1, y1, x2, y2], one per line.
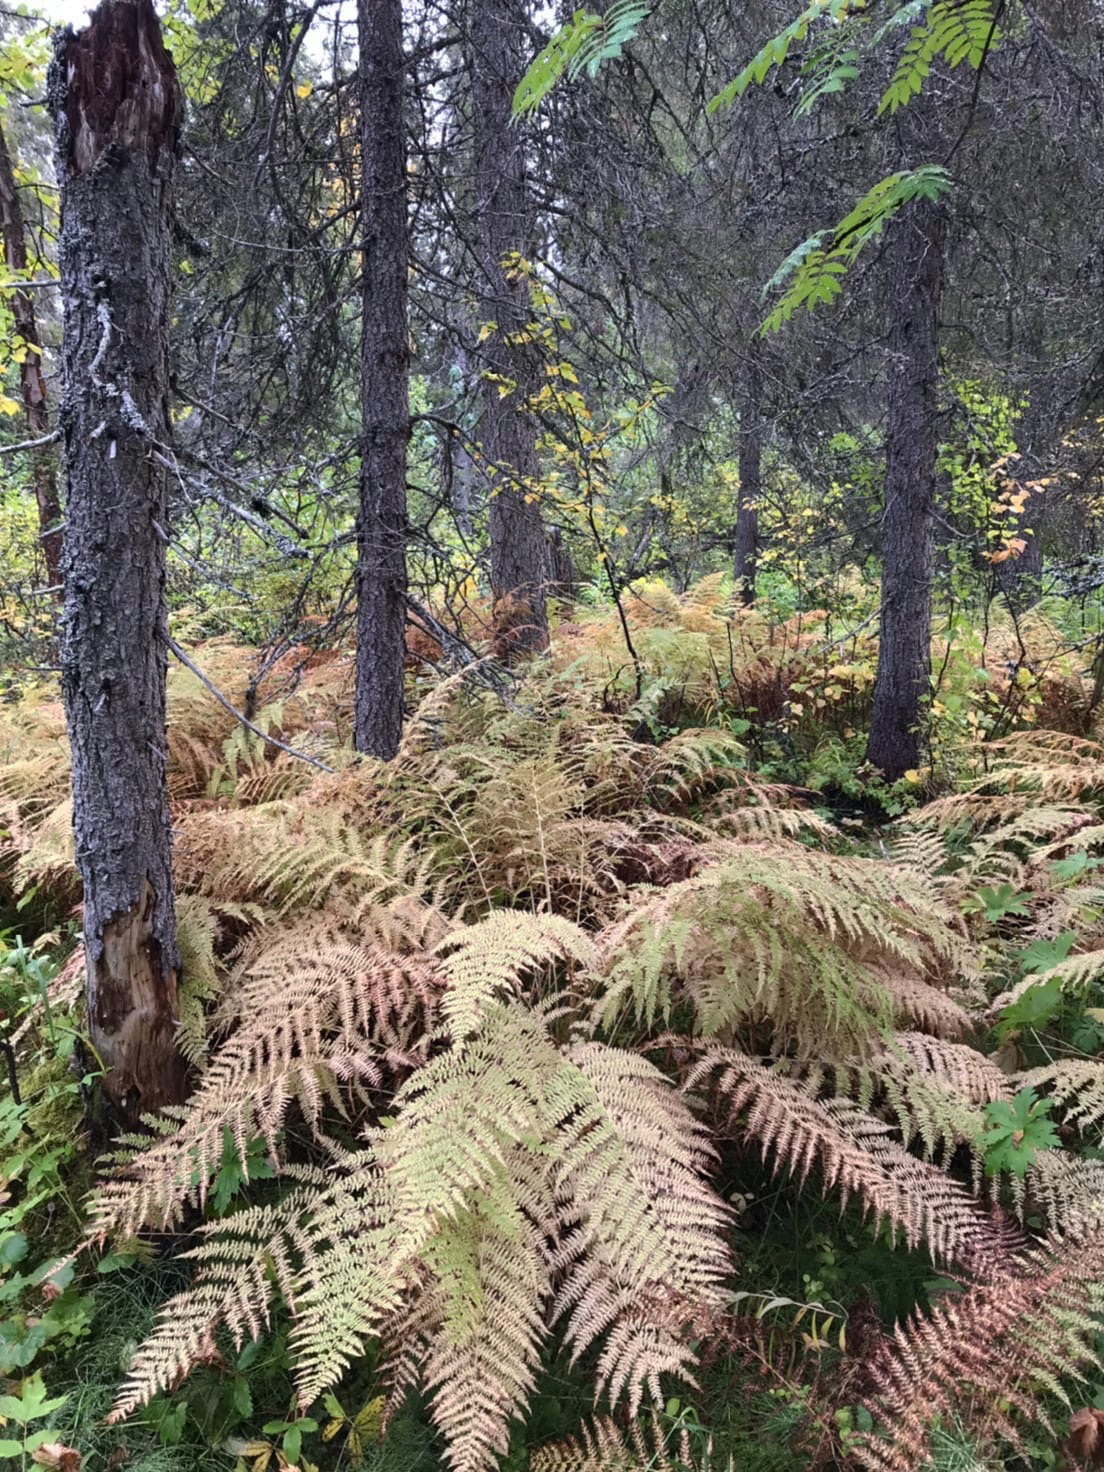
[8, 632, 1104, 1469]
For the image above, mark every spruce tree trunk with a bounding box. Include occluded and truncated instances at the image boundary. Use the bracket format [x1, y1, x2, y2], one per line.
[354, 0, 409, 759]
[0, 116, 61, 590]
[733, 345, 762, 607]
[865, 196, 946, 782]
[469, 0, 549, 657]
[49, 0, 187, 1120]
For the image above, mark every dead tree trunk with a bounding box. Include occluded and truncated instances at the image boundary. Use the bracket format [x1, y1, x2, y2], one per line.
[0, 116, 61, 590]
[865, 195, 947, 782]
[353, 0, 409, 759]
[733, 343, 762, 606]
[469, 0, 549, 658]
[49, 0, 187, 1120]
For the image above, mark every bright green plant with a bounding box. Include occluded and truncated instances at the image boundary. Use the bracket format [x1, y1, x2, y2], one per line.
[981, 1088, 1059, 1178]
[0, 1372, 68, 1465]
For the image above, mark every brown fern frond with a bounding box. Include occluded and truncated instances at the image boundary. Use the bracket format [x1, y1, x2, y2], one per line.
[176, 805, 441, 929]
[853, 1233, 1104, 1471]
[884, 1033, 1010, 1104]
[108, 1186, 320, 1422]
[691, 1048, 1006, 1270]
[388, 1204, 547, 1472]
[827, 1037, 997, 1169]
[877, 974, 973, 1038]
[13, 797, 77, 902]
[1013, 1152, 1104, 1236]
[88, 930, 439, 1238]
[531, 1411, 733, 1471]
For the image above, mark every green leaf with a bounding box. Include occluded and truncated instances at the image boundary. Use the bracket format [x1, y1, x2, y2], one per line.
[708, 0, 856, 113]
[998, 974, 1063, 1034]
[284, 1426, 302, 1465]
[513, 2, 651, 116]
[981, 1088, 1060, 1178]
[1051, 851, 1100, 882]
[0, 1233, 27, 1269]
[761, 167, 951, 332]
[0, 1372, 67, 1424]
[1016, 931, 1076, 976]
[965, 882, 1031, 922]
[879, 0, 1000, 115]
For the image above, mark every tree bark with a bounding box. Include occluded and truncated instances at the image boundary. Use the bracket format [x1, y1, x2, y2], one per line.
[733, 343, 762, 607]
[865, 196, 946, 782]
[469, 0, 549, 658]
[0, 116, 62, 591]
[353, 0, 409, 759]
[995, 392, 1049, 613]
[49, 0, 187, 1120]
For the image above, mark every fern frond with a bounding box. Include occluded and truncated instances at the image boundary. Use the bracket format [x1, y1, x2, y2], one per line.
[175, 896, 225, 1066]
[830, 1036, 996, 1168]
[392, 1205, 547, 1472]
[1017, 1059, 1104, 1141]
[88, 931, 438, 1237]
[854, 1233, 1104, 1471]
[692, 1048, 1004, 1269]
[988, 949, 1104, 1024]
[885, 1032, 1009, 1105]
[532, 1412, 733, 1471]
[1014, 1152, 1104, 1236]
[878, 973, 973, 1038]
[435, 911, 597, 1043]
[286, 1010, 730, 1463]
[109, 1190, 317, 1421]
[599, 843, 968, 1057]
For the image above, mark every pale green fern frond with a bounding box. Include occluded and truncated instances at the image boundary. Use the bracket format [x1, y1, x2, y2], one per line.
[1016, 1060, 1104, 1143]
[598, 843, 967, 1056]
[987, 949, 1104, 1025]
[175, 896, 225, 1067]
[435, 911, 597, 1042]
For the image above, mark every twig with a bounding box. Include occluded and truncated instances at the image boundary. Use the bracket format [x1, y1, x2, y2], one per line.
[0, 1036, 20, 1107]
[943, 0, 1007, 167]
[0, 428, 58, 457]
[161, 631, 335, 773]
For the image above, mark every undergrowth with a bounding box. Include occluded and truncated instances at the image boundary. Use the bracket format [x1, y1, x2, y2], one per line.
[3, 586, 1104, 1471]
